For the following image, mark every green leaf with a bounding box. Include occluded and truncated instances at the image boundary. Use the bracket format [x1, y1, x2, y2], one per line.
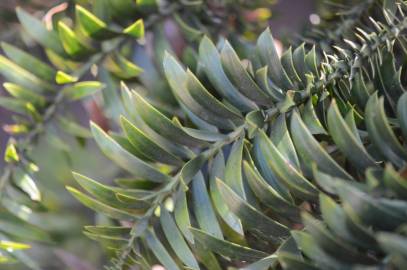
[292, 44, 307, 83]
[191, 241, 222, 270]
[209, 152, 244, 235]
[300, 99, 327, 135]
[0, 220, 51, 243]
[58, 116, 92, 138]
[0, 241, 30, 251]
[190, 228, 267, 262]
[192, 172, 223, 239]
[279, 252, 319, 270]
[281, 47, 302, 86]
[16, 8, 65, 55]
[58, 21, 95, 58]
[255, 66, 285, 101]
[290, 111, 352, 180]
[377, 232, 407, 267]
[84, 225, 130, 237]
[243, 160, 300, 220]
[0, 97, 28, 115]
[123, 19, 145, 38]
[3, 83, 46, 107]
[120, 116, 184, 166]
[337, 183, 406, 230]
[221, 41, 272, 105]
[216, 178, 289, 241]
[302, 212, 378, 264]
[383, 164, 407, 199]
[1, 42, 56, 82]
[185, 69, 244, 122]
[0, 55, 53, 93]
[163, 52, 236, 129]
[131, 91, 205, 147]
[241, 254, 278, 270]
[319, 193, 377, 250]
[104, 53, 144, 79]
[4, 142, 19, 163]
[144, 229, 181, 270]
[91, 123, 171, 182]
[63, 81, 105, 100]
[255, 130, 319, 201]
[327, 100, 377, 170]
[257, 28, 293, 89]
[172, 120, 227, 142]
[365, 94, 407, 167]
[123, 87, 195, 159]
[199, 36, 257, 112]
[225, 136, 246, 198]
[269, 114, 300, 169]
[350, 72, 372, 110]
[76, 5, 117, 39]
[174, 189, 194, 244]
[13, 168, 41, 202]
[55, 71, 78, 84]
[66, 186, 136, 220]
[291, 231, 345, 270]
[173, 13, 203, 41]
[252, 130, 292, 202]
[398, 92, 407, 141]
[375, 50, 404, 110]
[305, 46, 319, 77]
[84, 231, 127, 248]
[72, 172, 149, 209]
[110, 132, 152, 162]
[160, 209, 200, 270]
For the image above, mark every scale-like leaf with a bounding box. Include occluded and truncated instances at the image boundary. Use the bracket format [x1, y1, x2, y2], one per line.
[0, 55, 53, 93]
[398, 92, 407, 140]
[121, 116, 184, 166]
[257, 28, 293, 89]
[123, 19, 144, 38]
[16, 8, 65, 55]
[76, 5, 117, 39]
[217, 178, 289, 241]
[199, 37, 258, 111]
[144, 229, 181, 270]
[221, 41, 272, 105]
[163, 53, 236, 129]
[66, 187, 137, 220]
[160, 209, 200, 270]
[365, 94, 407, 167]
[190, 228, 267, 262]
[1, 42, 56, 82]
[243, 161, 300, 219]
[63, 81, 104, 101]
[209, 152, 244, 235]
[91, 123, 171, 182]
[290, 111, 352, 180]
[328, 100, 377, 170]
[255, 130, 319, 201]
[192, 173, 223, 239]
[132, 91, 205, 147]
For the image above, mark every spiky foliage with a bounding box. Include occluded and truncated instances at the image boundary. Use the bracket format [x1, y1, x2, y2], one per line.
[64, 1, 407, 270]
[0, 0, 273, 268]
[1, 0, 407, 269]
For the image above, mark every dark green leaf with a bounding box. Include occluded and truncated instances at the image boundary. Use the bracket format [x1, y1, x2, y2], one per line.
[190, 228, 267, 262]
